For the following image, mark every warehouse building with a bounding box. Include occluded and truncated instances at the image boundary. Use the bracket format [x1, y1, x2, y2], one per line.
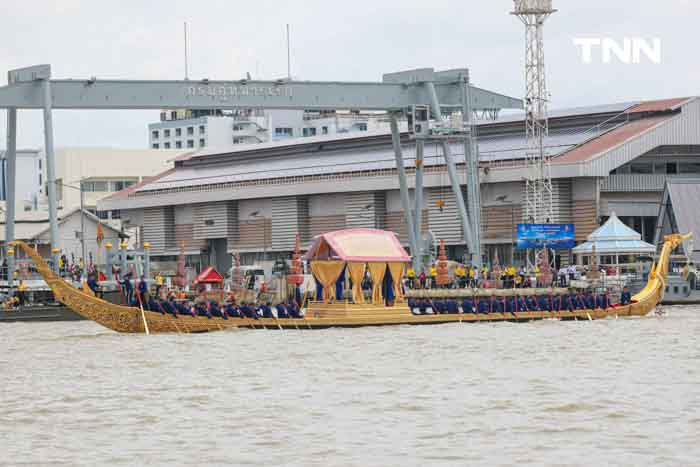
[98, 97, 700, 274]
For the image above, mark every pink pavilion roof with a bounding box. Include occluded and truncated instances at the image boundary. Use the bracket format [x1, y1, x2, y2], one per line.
[304, 228, 411, 262]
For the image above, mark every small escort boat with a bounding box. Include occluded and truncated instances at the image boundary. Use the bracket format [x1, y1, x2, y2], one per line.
[9, 229, 691, 334]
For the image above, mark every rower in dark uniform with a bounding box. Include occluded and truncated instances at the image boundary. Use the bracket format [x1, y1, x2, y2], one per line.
[275, 302, 289, 318]
[489, 294, 502, 313]
[505, 296, 516, 314]
[516, 294, 528, 312]
[161, 298, 178, 318]
[562, 292, 574, 312]
[446, 298, 459, 314]
[620, 286, 632, 305]
[260, 302, 274, 318]
[223, 300, 240, 318]
[570, 291, 583, 310]
[288, 300, 303, 319]
[195, 301, 212, 319]
[462, 297, 474, 314]
[538, 295, 551, 312]
[477, 297, 489, 314]
[240, 302, 257, 319]
[550, 293, 562, 312]
[430, 299, 443, 314]
[148, 297, 162, 314]
[526, 294, 539, 311]
[596, 291, 610, 310]
[209, 301, 227, 319]
[584, 291, 596, 310]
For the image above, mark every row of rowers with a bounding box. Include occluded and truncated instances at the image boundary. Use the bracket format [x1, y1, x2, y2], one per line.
[139, 296, 304, 320]
[407, 288, 633, 315]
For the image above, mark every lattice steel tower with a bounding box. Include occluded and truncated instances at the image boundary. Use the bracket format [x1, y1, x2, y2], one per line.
[511, 0, 556, 225]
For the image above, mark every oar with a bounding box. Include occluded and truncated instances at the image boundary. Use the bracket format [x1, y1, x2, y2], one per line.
[136, 291, 150, 335]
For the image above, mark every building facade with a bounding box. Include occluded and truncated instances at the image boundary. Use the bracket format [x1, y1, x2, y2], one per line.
[103, 97, 700, 274]
[148, 108, 390, 150]
[0, 149, 43, 212]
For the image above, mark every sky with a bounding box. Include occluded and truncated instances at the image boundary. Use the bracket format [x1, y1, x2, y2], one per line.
[0, 0, 697, 150]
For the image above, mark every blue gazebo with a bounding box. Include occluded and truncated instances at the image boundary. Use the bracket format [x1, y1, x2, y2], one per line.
[573, 213, 655, 267]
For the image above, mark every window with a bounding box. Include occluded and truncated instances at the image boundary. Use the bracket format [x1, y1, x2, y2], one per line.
[187, 126, 194, 136]
[199, 125, 206, 134]
[653, 162, 666, 174]
[199, 138, 206, 147]
[673, 286, 679, 294]
[113, 180, 134, 191]
[322, 126, 329, 135]
[679, 162, 700, 173]
[96, 211, 109, 220]
[175, 141, 182, 149]
[164, 129, 171, 137]
[630, 162, 653, 174]
[302, 127, 317, 137]
[233, 138, 242, 144]
[152, 143, 159, 149]
[39, 159, 42, 170]
[667, 162, 678, 174]
[357, 122, 368, 131]
[616, 164, 631, 174]
[160, 112, 167, 122]
[175, 128, 182, 137]
[275, 127, 293, 137]
[170, 111, 177, 120]
[164, 142, 171, 149]
[111, 210, 121, 220]
[187, 140, 194, 148]
[82, 181, 108, 192]
[151, 130, 159, 139]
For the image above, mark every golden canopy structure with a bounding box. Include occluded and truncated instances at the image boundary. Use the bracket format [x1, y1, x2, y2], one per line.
[304, 228, 411, 305]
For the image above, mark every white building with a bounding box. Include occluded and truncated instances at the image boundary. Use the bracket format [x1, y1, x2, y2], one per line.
[0, 208, 122, 263]
[0, 149, 43, 212]
[148, 108, 390, 150]
[39, 147, 188, 222]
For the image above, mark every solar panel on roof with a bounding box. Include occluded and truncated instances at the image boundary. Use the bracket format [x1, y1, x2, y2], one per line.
[136, 122, 624, 193]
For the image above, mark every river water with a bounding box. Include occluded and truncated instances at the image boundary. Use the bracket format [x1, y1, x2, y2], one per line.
[1, 307, 698, 467]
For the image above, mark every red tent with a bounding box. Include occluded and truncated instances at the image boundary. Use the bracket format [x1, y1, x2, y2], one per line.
[193, 266, 224, 285]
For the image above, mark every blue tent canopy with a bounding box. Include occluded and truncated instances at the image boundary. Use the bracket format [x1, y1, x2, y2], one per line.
[572, 213, 655, 255]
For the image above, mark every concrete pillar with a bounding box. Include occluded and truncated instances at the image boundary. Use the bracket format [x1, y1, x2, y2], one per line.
[390, 114, 420, 271]
[42, 79, 60, 272]
[5, 108, 17, 289]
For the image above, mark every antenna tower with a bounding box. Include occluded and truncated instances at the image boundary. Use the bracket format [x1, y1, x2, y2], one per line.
[511, 0, 556, 226]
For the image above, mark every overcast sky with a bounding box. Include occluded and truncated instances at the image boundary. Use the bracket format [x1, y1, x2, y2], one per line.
[0, 0, 697, 150]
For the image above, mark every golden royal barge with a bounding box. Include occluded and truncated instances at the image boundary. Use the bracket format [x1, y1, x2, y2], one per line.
[9, 228, 691, 334]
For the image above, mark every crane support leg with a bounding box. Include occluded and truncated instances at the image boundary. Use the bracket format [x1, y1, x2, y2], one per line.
[414, 139, 425, 270]
[461, 72, 482, 267]
[390, 114, 420, 271]
[5, 108, 17, 289]
[42, 79, 60, 271]
[425, 82, 476, 259]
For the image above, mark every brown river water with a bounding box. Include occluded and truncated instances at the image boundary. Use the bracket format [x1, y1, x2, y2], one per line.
[1, 306, 698, 467]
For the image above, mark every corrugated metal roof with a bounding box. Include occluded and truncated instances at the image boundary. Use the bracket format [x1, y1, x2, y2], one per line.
[494, 101, 638, 124]
[628, 98, 692, 114]
[137, 123, 619, 193]
[552, 116, 673, 164]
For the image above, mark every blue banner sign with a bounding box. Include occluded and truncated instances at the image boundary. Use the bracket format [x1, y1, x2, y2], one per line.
[516, 224, 575, 250]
